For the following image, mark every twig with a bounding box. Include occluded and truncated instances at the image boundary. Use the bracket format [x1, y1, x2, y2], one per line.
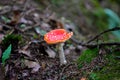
[0, 22, 12, 29]
[59, 63, 73, 80]
[14, 0, 29, 25]
[80, 42, 120, 48]
[72, 27, 120, 48]
[86, 27, 120, 44]
[21, 23, 40, 32]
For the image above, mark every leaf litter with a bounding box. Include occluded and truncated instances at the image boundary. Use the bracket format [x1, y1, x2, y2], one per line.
[0, 0, 116, 80]
[0, 0, 84, 79]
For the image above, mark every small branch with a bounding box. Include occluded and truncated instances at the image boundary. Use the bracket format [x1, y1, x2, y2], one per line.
[19, 0, 30, 18]
[86, 27, 120, 44]
[0, 22, 12, 29]
[71, 27, 120, 48]
[80, 42, 120, 48]
[59, 63, 73, 80]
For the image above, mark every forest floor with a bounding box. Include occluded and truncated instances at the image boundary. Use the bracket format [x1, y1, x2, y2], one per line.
[0, 0, 120, 80]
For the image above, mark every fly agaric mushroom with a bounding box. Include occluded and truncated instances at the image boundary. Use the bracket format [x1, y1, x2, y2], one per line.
[44, 29, 73, 65]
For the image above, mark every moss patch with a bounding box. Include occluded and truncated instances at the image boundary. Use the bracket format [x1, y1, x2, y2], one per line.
[77, 47, 120, 80]
[90, 54, 120, 80]
[77, 48, 98, 69]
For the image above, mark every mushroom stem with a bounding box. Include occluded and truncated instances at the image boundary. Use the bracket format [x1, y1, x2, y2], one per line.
[58, 43, 67, 65]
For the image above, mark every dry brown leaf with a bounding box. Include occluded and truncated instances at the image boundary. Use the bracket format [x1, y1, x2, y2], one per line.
[45, 47, 56, 58]
[18, 44, 32, 57]
[41, 62, 46, 69]
[24, 60, 41, 73]
[80, 77, 87, 80]
[0, 25, 3, 31]
[19, 49, 31, 57]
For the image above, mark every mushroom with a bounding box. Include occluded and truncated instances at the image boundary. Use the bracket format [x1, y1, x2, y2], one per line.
[44, 29, 73, 65]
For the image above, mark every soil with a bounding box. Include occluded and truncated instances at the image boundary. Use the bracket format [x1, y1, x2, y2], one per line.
[0, 0, 120, 80]
[0, 0, 83, 80]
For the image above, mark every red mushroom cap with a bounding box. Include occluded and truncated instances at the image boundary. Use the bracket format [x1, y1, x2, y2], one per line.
[44, 29, 73, 44]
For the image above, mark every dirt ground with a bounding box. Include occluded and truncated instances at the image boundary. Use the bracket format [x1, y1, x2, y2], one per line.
[0, 0, 120, 80]
[0, 0, 84, 80]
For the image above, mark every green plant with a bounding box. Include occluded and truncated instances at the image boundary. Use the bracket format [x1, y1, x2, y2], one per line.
[2, 44, 12, 65]
[89, 72, 99, 80]
[2, 34, 22, 51]
[51, 0, 64, 6]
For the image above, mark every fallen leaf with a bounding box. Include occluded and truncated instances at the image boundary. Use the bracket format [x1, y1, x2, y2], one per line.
[0, 25, 3, 31]
[80, 77, 87, 80]
[1, 16, 11, 23]
[16, 0, 26, 4]
[20, 17, 33, 24]
[41, 22, 51, 31]
[19, 49, 31, 57]
[2, 44, 12, 65]
[24, 60, 40, 73]
[35, 27, 47, 36]
[45, 47, 56, 58]
[41, 62, 46, 69]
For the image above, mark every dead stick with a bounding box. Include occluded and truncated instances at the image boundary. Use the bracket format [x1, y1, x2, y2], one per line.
[86, 27, 120, 44]
[81, 42, 120, 48]
[71, 27, 120, 47]
[59, 63, 73, 80]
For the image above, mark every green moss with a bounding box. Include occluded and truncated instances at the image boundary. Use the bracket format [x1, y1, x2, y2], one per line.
[77, 46, 120, 80]
[77, 48, 98, 69]
[89, 53, 120, 80]
[51, 0, 64, 6]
